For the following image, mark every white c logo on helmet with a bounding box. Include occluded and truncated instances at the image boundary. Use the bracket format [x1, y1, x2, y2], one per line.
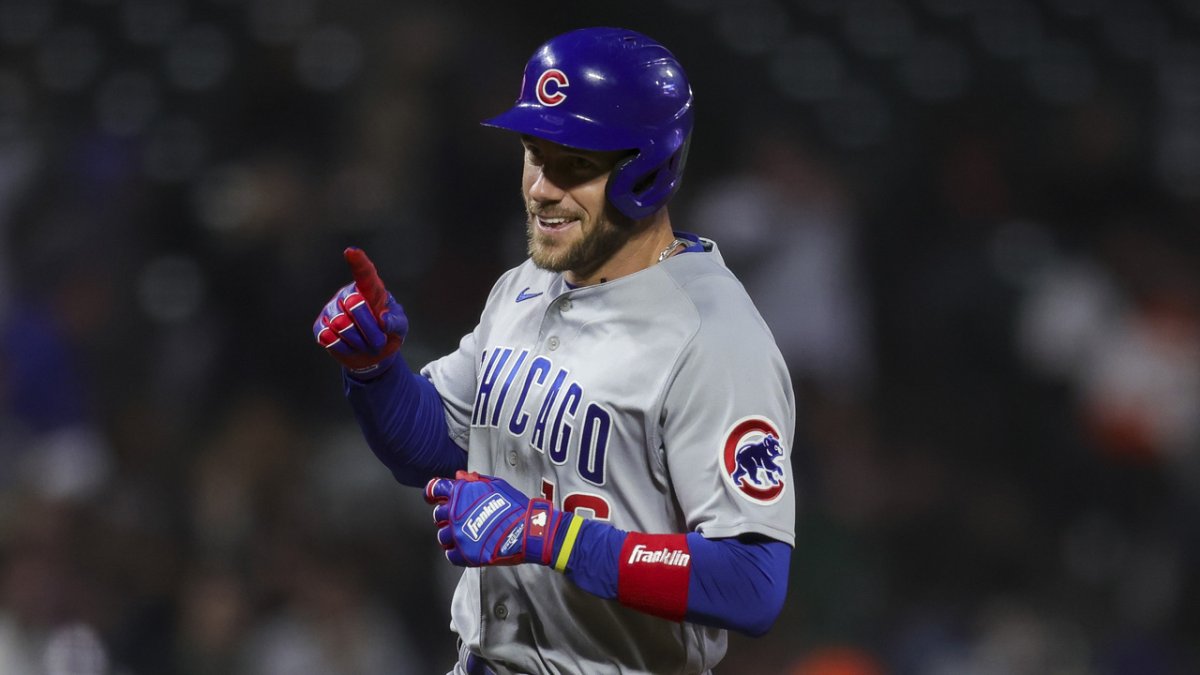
[536, 69, 569, 107]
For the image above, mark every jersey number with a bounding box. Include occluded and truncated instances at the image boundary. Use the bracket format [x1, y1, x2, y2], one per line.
[541, 478, 611, 520]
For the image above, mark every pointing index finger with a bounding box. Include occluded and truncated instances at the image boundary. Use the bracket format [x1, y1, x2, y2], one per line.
[343, 247, 388, 316]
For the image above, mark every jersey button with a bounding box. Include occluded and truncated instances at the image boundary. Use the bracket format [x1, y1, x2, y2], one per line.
[493, 603, 508, 620]
[507, 450, 518, 466]
[547, 336, 560, 350]
[559, 299, 572, 312]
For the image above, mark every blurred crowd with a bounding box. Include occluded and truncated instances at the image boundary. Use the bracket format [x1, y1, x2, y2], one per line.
[1, 1, 1199, 674]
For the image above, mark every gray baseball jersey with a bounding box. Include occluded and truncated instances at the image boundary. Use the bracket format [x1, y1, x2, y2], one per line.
[422, 239, 796, 675]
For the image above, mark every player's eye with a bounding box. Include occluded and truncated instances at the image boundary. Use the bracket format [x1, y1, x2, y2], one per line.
[523, 145, 544, 165]
[566, 155, 599, 173]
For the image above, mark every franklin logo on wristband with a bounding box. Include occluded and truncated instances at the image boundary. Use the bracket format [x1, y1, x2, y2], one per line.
[627, 544, 691, 567]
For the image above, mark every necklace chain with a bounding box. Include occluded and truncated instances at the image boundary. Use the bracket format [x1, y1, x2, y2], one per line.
[657, 238, 686, 263]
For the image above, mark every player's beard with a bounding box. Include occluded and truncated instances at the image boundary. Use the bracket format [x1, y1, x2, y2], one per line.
[525, 201, 631, 278]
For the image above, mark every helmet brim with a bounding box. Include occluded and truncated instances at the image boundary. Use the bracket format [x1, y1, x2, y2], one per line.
[482, 103, 641, 153]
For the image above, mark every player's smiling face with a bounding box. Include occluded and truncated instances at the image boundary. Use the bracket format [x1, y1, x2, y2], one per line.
[520, 136, 631, 277]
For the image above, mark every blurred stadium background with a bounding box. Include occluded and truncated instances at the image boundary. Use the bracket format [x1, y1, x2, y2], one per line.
[1, 0, 1199, 673]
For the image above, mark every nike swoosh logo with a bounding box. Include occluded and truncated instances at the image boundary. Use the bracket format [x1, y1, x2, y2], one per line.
[516, 287, 543, 303]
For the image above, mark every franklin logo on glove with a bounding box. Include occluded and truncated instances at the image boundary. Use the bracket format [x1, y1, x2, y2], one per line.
[465, 495, 512, 541]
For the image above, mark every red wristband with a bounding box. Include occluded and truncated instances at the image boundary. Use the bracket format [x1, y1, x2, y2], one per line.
[617, 532, 691, 622]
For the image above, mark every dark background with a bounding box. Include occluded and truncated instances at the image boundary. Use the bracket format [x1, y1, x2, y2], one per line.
[1, 1, 1199, 673]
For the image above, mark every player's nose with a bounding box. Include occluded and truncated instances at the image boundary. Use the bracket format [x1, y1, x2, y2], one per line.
[528, 166, 567, 202]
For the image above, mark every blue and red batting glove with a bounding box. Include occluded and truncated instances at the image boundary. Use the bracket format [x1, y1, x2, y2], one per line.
[424, 471, 580, 569]
[313, 247, 408, 378]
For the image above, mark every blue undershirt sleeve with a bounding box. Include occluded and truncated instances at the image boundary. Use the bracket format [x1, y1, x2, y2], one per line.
[562, 519, 791, 636]
[683, 533, 790, 636]
[343, 354, 468, 486]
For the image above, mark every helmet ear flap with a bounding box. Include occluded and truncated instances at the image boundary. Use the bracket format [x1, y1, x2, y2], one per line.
[607, 130, 691, 221]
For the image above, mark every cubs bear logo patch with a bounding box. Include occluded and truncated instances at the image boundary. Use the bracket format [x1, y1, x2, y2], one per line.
[721, 416, 786, 504]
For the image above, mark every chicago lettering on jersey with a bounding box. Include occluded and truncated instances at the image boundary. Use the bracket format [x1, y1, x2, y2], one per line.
[472, 346, 611, 486]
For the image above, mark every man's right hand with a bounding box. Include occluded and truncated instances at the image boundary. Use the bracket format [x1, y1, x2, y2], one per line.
[313, 247, 408, 378]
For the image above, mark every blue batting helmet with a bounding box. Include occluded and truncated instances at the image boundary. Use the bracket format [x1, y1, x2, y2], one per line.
[483, 27, 694, 220]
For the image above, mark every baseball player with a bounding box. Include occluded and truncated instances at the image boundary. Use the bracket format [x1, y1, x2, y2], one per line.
[313, 28, 796, 675]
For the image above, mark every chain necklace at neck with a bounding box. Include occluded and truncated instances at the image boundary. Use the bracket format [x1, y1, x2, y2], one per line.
[657, 238, 686, 263]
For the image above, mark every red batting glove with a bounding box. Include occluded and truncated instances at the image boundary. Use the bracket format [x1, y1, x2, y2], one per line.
[313, 247, 408, 378]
